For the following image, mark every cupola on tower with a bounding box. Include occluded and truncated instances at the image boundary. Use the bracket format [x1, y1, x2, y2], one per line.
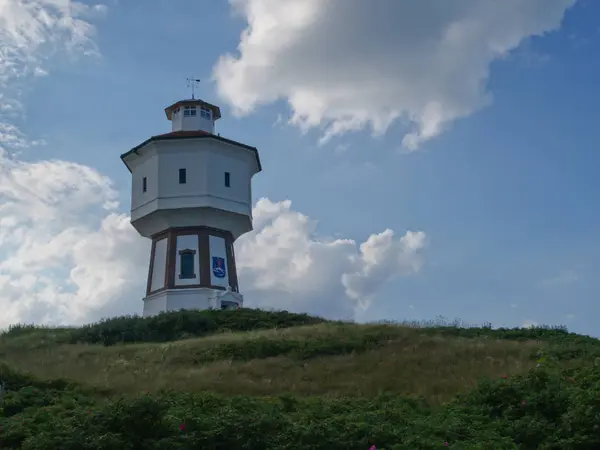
[120, 95, 261, 316]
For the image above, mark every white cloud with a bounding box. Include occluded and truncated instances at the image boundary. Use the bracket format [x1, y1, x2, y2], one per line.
[0, 148, 149, 327]
[342, 228, 425, 305]
[0, 0, 106, 157]
[237, 198, 426, 319]
[0, 94, 23, 117]
[0, 0, 105, 86]
[540, 269, 580, 287]
[272, 113, 284, 127]
[214, 0, 575, 150]
[33, 67, 48, 77]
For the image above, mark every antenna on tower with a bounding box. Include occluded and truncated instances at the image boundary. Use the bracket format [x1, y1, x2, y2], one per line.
[186, 77, 201, 100]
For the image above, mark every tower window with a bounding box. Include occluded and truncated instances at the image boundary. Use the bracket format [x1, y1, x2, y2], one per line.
[142, 177, 147, 192]
[178, 249, 196, 279]
[200, 106, 212, 119]
[184, 106, 197, 117]
[224, 172, 230, 187]
[179, 168, 187, 184]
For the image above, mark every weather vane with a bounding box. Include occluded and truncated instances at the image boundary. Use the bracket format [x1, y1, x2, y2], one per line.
[186, 77, 201, 99]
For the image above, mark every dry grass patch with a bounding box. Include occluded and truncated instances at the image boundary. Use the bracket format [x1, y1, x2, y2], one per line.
[163, 336, 542, 405]
[0, 323, 544, 405]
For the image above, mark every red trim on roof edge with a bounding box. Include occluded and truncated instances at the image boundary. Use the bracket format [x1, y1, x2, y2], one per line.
[120, 131, 262, 173]
[153, 130, 212, 138]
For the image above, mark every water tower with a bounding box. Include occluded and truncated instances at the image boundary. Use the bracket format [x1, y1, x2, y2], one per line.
[120, 87, 261, 316]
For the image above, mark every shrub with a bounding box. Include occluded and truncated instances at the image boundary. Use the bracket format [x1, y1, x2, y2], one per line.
[0, 364, 72, 392]
[2, 362, 600, 449]
[67, 308, 328, 346]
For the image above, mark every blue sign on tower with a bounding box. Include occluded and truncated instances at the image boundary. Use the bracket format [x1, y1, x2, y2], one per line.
[212, 256, 226, 278]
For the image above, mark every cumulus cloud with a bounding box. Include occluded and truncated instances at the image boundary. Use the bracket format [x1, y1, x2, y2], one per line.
[237, 199, 426, 319]
[342, 229, 426, 307]
[214, 0, 575, 149]
[0, 149, 149, 327]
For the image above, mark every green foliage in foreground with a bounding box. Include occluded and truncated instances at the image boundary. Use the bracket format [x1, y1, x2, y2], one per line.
[1, 362, 600, 449]
[2, 309, 600, 448]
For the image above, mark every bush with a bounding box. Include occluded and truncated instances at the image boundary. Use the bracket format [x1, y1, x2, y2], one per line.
[0, 364, 73, 392]
[67, 308, 328, 346]
[3, 363, 600, 449]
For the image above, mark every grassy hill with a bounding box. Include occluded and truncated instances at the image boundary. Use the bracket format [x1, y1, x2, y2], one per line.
[0, 308, 599, 449]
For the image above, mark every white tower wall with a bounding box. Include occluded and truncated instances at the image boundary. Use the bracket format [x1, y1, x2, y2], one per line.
[121, 97, 261, 317]
[129, 138, 257, 240]
[130, 148, 159, 211]
[157, 146, 209, 198]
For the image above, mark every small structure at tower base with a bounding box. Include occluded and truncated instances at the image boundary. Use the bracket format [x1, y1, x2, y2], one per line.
[143, 286, 242, 316]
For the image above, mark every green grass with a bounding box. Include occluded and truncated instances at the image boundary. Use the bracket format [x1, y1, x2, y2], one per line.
[1, 308, 599, 449]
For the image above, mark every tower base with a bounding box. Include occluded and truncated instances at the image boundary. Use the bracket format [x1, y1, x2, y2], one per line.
[143, 287, 243, 317]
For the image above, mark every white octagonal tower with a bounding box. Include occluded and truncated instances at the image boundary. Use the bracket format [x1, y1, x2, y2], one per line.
[121, 98, 261, 316]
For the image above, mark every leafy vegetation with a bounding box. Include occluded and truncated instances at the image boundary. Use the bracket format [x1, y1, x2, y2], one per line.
[67, 308, 326, 345]
[1, 308, 599, 449]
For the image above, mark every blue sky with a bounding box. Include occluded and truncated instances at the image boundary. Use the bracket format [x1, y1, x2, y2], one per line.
[1, 0, 599, 336]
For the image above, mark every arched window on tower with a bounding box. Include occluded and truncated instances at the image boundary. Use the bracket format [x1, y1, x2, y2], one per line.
[178, 249, 197, 279]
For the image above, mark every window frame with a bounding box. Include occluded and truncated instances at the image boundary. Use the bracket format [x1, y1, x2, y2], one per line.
[200, 106, 212, 119]
[178, 249, 197, 279]
[184, 106, 197, 117]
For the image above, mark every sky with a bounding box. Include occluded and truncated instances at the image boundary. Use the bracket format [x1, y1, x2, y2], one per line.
[0, 0, 599, 336]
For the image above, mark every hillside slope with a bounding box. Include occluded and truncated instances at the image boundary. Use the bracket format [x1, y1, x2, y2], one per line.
[1, 309, 599, 449]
